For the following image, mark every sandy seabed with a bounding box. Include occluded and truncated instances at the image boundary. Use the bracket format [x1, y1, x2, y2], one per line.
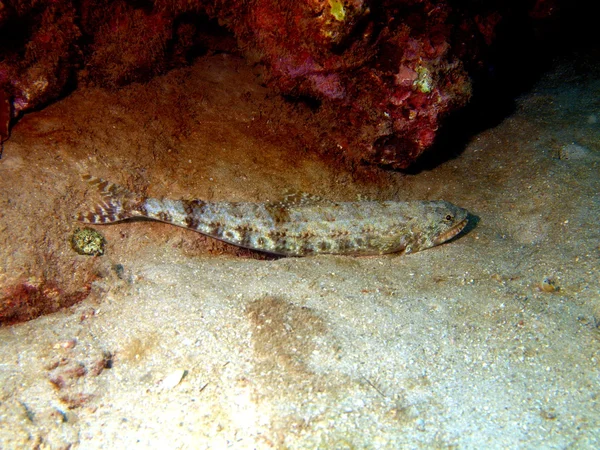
[0, 53, 599, 448]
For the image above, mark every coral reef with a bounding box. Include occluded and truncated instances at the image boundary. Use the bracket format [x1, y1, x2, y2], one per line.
[0, 0, 559, 168]
[223, 0, 476, 167]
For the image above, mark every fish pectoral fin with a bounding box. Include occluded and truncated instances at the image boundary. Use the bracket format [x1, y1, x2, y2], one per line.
[370, 234, 406, 254]
[76, 203, 128, 224]
[77, 174, 144, 224]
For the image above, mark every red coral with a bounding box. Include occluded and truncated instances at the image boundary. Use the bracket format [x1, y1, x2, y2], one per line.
[0, 1, 80, 115]
[0, 88, 10, 148]
[218, 0, 476, 167]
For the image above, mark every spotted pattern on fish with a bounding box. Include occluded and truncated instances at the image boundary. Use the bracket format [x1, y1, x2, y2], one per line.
[77, 175, 469, 256]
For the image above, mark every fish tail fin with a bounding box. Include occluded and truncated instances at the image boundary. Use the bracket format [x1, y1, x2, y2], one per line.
[77, 174, 145, 224]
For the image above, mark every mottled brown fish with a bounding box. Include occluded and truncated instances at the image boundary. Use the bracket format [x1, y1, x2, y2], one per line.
[77, 175, 469, 256]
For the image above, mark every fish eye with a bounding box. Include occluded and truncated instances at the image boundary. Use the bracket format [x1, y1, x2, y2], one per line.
[445, 214, 453, 221]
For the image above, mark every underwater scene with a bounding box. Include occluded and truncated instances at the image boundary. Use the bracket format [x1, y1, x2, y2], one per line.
[0, 1, 599, 448]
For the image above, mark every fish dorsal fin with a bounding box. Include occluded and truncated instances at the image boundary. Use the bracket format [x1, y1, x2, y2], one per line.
[82, 174, 136, 199]
[269, 191, 337, 209]
[77, 174, 144, 224]
[356, 193, 376, 202]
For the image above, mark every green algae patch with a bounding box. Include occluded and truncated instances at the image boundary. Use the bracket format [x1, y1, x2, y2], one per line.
[329, 0, 346, 21]
[414, 66, 433, 94]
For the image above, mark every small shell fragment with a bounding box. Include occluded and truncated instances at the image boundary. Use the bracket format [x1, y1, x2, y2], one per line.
[160, 369, 187, 389]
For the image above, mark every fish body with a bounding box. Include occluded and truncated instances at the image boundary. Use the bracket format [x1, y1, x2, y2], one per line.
[77, 175, 469, 256]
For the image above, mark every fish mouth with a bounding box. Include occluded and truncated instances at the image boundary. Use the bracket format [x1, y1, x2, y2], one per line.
[435, 218, 469, 245]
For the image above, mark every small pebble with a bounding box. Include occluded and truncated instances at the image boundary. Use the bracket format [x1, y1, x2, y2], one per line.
[540, 277, 559, 293]
[53, 339, 77, 350]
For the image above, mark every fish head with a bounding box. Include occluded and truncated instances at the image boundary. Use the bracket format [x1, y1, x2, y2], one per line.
[405, 201, 469, 253]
